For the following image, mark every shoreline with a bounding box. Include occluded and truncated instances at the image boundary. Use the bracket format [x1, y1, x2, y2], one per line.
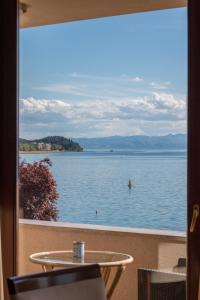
[19, 150, 83, 154]
[19, 150, 62, 154]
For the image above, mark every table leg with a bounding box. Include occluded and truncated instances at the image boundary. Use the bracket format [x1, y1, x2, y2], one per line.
[107, 265, 126, 300]
[101, 267, 111, 287]
[42, 264, 54, 272]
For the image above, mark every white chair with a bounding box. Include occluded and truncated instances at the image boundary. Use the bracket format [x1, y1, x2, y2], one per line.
[7, 264, 107, 300]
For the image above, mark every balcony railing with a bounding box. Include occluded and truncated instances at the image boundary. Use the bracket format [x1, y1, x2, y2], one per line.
[19, 219, 186, 300]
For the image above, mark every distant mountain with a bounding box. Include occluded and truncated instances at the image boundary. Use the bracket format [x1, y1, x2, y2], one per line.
[19, 136, 83, 152]
[74, 134, 186, 150]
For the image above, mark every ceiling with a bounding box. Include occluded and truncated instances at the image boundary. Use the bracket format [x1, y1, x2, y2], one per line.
[20, 0, 187, 29]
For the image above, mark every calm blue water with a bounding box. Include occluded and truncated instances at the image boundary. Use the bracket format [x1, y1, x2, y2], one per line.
[20, 150, 187, 231]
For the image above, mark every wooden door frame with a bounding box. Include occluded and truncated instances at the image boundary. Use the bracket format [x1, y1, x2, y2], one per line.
[0, 0, 18, 300]
[0, 0, 199, 299]
[187, 0, 200, 299]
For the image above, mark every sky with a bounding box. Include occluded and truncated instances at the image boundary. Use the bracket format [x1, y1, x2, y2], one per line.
[19, 8, 187, 139]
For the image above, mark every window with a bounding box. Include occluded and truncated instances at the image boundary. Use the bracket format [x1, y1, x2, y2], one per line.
[19, 9, 187, 231]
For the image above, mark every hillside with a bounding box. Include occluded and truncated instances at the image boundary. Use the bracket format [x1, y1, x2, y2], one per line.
[74, 134, 186, 150]
[19, 136, 83, 152]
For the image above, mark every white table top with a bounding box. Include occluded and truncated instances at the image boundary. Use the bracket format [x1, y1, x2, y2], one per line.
[29, 250, 134, 268]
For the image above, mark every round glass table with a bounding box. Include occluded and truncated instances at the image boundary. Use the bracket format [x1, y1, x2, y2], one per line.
[29, 250, 133, 299]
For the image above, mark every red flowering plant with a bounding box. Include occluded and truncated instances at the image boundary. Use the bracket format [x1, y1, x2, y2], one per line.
[19, 158, 58, 221]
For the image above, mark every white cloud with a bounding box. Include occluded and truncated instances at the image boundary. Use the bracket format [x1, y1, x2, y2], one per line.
[69, 73, 144, 84]
[20, 93, 186, 122]
[40, 84, 78, 93]
[19, 92, 186, 138]
[35, 82, 112, 99]
[34, 76, 173, 103]
[36, 83, 91, 97]
[129, 77, 143, 83]
[149, 81, 171, 90]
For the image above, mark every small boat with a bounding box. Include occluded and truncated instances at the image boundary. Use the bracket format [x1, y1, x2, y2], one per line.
[128, 179, 132, 189]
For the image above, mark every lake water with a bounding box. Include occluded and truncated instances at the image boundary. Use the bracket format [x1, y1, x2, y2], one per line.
[21, 150, 187, 232]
